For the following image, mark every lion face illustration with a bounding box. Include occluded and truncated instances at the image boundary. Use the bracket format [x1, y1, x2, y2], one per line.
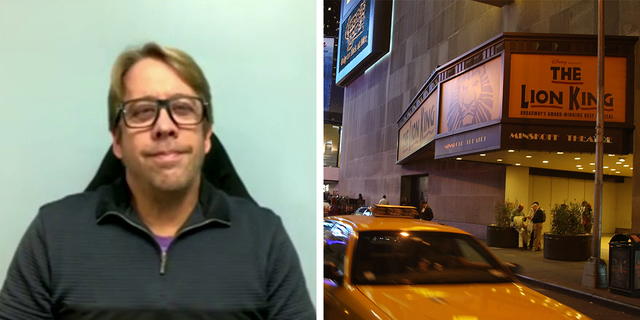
[446, 65, 494, 132]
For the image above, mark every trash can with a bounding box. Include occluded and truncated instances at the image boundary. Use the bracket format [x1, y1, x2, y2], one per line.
[609, 234, 640, 297]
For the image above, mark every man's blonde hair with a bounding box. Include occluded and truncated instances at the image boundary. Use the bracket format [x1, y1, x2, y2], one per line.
[107, 42, 213, 131]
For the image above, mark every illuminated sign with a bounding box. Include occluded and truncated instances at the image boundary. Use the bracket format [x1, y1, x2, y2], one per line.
[398, 33, 636, 162]
[439, 57, 503, 134]
[397, 91, 438, 162]
[434, 125, 501, 159]
[501, 123, 628, 154]
[339, 0, 369, 68]
[335, 0, 391, 87]
[509, 54, 627, 122]
[323, 38, 335, 112]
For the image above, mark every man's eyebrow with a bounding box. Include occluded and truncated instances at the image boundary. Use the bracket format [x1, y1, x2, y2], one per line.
[167, 93, 197, 99]
[126, 93, 196, 101]
[129, 95, 157, 101]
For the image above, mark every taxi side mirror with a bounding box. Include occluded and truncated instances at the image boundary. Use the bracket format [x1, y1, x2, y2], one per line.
[324, 262, 344, 285]
[504, 262, 522, 275]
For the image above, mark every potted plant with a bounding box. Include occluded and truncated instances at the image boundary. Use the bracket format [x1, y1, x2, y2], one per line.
[544, 201, 593, 261]
[486, 200, 519, 248]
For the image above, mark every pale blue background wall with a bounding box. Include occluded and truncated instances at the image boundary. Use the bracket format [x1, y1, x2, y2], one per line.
[0, 0, 317, 305]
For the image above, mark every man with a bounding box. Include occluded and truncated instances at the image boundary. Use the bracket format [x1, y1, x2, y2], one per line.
[378, 194, 389, 205]
[0, 43, 314, 319]
[328, 197, 341, 216]
[510, 204, 530, 250]
[531, 202, 545, 252]
[417, 200, 434, 221]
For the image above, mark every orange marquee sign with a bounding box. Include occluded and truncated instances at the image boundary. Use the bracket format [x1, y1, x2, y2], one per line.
[509, 54, 627, 122]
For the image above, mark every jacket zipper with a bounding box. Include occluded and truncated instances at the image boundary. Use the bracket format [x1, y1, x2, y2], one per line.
[101, 211, 224, 275]
[160, 251, 167, 275]
[158, 219, 227, 274]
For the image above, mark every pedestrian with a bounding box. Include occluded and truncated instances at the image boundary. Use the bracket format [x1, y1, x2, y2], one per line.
[417, 200, 434, 221]
[378, 195, 389, 205]
[328, 198, 341, 216]
[510, 204, 530, 250]
[581, 201, 593, 233]
[401, 197, 409, 206]
[530, 202, 545, 251]
[0, 42, 314, 319]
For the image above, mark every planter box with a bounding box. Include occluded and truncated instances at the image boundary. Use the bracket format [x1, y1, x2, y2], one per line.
[544, 233, 593, 261]
[486, 225, 518, 248]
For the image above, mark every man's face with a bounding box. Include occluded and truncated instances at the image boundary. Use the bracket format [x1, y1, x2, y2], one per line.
[532, 204, 539, 211]
[518, 205, 523, 212]
[112, 58, 212, 192]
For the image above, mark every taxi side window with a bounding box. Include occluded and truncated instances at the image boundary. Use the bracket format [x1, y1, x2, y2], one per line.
[324, 222, 350, 272]
[455, 238, 491, 265]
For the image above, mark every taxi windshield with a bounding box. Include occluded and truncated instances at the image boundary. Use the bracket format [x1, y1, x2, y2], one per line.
[351, 231, 512, 285]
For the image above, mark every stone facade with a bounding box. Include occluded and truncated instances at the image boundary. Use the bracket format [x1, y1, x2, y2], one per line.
[339, 0, 640, 234]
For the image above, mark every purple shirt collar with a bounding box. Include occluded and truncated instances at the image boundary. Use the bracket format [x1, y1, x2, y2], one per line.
[154, 234, 174, 252]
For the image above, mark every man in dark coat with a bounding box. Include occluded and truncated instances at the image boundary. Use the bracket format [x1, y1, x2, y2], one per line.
[531, 202, 545, 251]
[0, 42, 313, 319]
[417, 200, 434, 221]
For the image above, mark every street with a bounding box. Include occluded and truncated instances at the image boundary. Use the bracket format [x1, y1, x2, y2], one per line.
[524, 280, 640, 320]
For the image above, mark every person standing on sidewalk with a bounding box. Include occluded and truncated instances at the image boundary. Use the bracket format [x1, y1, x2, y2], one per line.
[379, 195, 389, 205]
[531, 202, 545, 251]
[510, 204, 530, 250]
[416, 200, 434, 221]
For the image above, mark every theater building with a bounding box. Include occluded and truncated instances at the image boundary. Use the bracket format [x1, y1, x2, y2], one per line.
[336, 0, 640, 238]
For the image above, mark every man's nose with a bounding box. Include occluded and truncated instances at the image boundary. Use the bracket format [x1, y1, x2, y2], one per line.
[152, 108, 178, 139]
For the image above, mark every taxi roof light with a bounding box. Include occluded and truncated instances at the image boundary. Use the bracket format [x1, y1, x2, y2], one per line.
[371, 204, 417, 218]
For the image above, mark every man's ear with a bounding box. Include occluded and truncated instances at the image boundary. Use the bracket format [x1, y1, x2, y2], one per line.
[204, 125, 213, 154]
[111, 128, 123, 159]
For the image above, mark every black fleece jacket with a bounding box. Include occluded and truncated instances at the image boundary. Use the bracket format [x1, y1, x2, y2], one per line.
[0, 178, 314, 320]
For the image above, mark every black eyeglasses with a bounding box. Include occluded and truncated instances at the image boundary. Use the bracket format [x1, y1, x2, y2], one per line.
[116, 96, 209, 129]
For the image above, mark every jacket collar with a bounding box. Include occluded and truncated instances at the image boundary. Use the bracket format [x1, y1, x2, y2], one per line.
[95, 175, 231, 226]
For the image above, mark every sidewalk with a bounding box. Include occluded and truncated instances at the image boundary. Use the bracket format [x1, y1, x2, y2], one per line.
[482, 234, 640, 317]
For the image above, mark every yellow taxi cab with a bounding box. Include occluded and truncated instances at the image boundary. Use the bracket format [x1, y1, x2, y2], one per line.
[323, 205, 591, 320]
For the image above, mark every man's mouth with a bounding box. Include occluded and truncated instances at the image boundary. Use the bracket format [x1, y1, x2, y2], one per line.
[146, 149, 187, 165]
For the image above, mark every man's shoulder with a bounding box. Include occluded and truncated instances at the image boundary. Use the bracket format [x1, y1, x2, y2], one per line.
[224, 194, 280, 223]
[39, 190, 101, 216]
[29, 190, 104, 231]
[219, 194, 291, 243]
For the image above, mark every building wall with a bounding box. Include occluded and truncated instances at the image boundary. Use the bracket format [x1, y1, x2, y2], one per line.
[505, 166, 530, 206]
[340, 0, 640, 235]
[617, 178, 633, 231]
[400, 158, 506, 237]
[527, 175, 628, 235]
